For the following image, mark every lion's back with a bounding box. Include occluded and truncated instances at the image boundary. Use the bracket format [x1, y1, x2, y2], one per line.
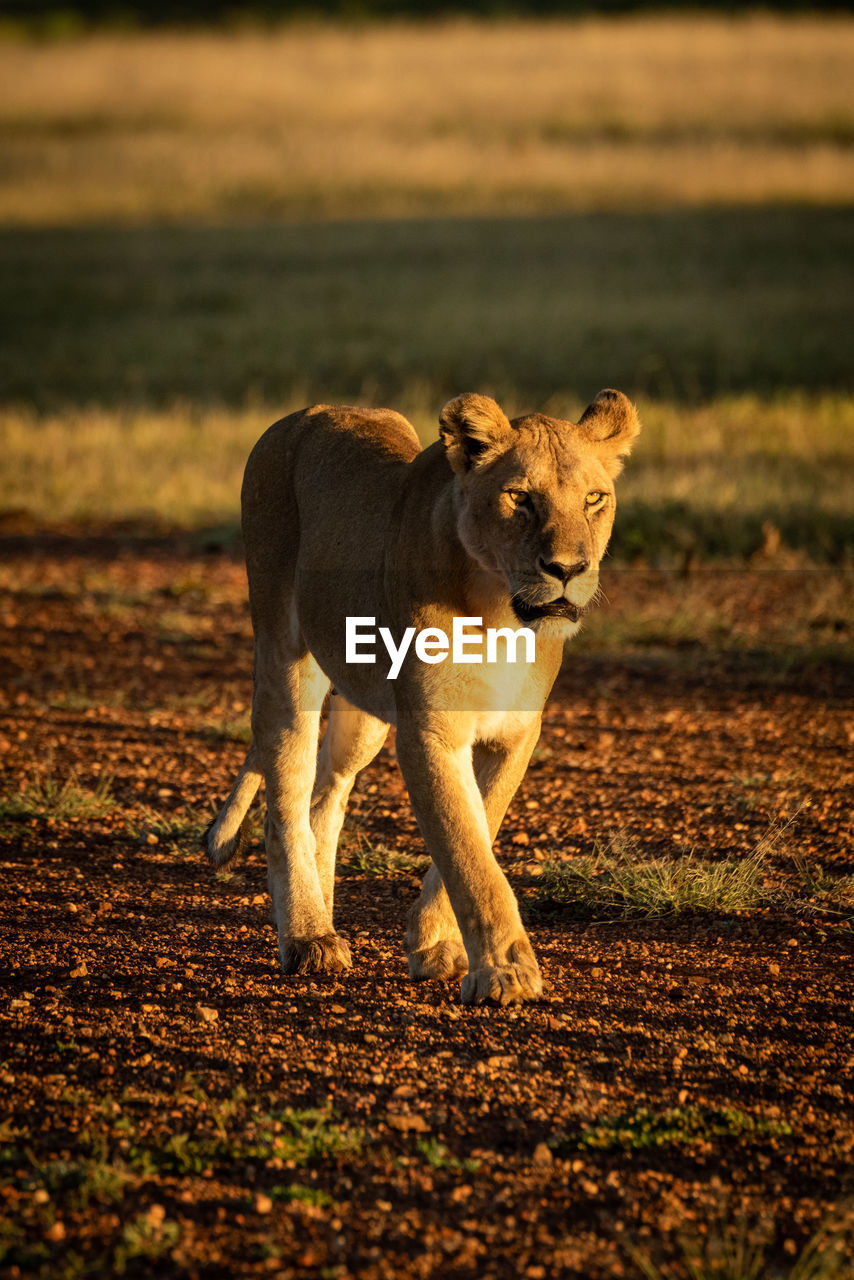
[241, 404, 423, 594]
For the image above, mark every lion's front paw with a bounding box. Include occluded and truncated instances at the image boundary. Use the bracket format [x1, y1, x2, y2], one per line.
[459, 941, 542, 1006]
[408, 939, 468, 982]
[280, 932, 352, 976]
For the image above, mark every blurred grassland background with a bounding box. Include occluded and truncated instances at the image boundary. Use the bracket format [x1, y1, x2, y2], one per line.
[1, 13, 853, 569]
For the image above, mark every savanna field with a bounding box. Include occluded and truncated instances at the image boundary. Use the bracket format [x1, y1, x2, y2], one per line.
[1, 14, 853, 1279]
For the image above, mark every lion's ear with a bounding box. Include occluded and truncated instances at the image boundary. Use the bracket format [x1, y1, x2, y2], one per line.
[439, 394, 513, 475]
[577, 389, 641, 477]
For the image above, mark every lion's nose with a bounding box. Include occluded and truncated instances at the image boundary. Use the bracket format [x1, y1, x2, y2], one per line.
[538, 557, 589, 586]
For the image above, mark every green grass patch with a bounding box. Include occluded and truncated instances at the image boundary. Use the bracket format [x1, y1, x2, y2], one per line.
[126, 805, 210, 850]
[113, 1212, 180, 1275]
[538, 835, 767, 919]
[789, 855, 854, 924]
[129, 1106, 362, 1177]
[340, 841, 429, 878]
[1, 210, 852, 563]
[2, 211, 851, 414]
[554, 1105, 792, 1156]
[416, 1139, 481, 1174]
[25, 1152, 135, 1210]
[0, 765, 113, 824]
[269, 1183, 333, 1208]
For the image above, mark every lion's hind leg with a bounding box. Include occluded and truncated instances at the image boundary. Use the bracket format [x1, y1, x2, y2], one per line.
[310, 693, 389, 914]
[254, 649, 351, 976]
[407, 863, 468, 982]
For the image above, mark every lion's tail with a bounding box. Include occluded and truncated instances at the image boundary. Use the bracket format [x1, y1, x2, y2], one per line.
[203, 744, 263, 868]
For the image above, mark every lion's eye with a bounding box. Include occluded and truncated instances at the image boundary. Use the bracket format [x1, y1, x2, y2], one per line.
[505, 489, 530, 507]
[585, 491, 607, 508]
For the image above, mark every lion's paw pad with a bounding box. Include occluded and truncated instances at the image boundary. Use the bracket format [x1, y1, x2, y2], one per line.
[460, 962, 542, 1006]
[280, 932, 352, 976]
[408, 939, 468, 982]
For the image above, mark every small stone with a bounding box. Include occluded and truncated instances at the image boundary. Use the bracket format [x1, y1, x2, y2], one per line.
[33, 1189, 49, 1205]
[195, 1004, 218, 1024]
[330, 1005, 346, 1015]
[45, 1221, 66, 1242]
[768, 962, 780, 975]
[255, 1193, 273, 1215]
[590, 967, 604, 979]
[386, 1111, 429, 1133]
[511, 831, 530, 846]
[146, 1204, 166, 1227]
[70, 962, 88, 978]
[487, 1054, 517, 1068]
[144, 832, 159, 846]
[532, 1142, 553, 1167]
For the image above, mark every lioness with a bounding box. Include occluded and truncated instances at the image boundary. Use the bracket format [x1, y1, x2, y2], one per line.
[206, 391, 639, 1005]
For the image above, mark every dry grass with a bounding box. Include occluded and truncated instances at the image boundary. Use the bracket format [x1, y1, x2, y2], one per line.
[0, 16, 851, 566]
[0, 403, 263, 525]
[2, 394, 852, 567]
[538, 833, 768, 919]
[1, 15, 854, 223]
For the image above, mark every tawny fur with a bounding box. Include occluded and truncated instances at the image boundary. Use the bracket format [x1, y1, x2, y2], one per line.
[206, 391, 639, 1005]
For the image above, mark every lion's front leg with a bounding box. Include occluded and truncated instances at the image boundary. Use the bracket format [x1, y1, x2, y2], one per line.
[396, 719, 542, 1006]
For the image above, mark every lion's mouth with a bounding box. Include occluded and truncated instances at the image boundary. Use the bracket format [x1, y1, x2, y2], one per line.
[511, 595, 583, 626]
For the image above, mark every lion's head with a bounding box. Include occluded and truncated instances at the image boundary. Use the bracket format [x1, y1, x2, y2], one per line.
[439, 390, 640, 633]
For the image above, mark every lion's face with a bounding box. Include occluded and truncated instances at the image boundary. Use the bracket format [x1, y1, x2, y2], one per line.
[439, 391, 640, 634]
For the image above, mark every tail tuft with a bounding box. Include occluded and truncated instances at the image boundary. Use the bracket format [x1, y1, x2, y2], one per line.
[203, 810, 254, 869]
[202, 745, 262, 868]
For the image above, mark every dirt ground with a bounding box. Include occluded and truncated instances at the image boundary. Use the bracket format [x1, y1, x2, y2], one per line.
[1, 531, 852, 1280]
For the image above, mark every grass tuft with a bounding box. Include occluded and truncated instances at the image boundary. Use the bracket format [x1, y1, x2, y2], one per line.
[626, 1199, 854, 1280]
[416, 1139, 481, 1174]
[538, 834, 766, 919]
[340, 840, 429, 878]
[113, 1211, 180, 1275]
[126, 804, 212, 850]
[0, 764, 113, 824]
[789, 854, 854, 924]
